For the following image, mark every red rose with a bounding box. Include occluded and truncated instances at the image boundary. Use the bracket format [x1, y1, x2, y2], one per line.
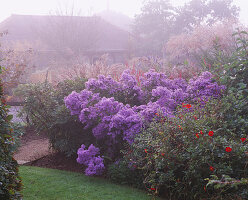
[209, 166, 214, 171]
[200, 130, 204, 135]
[161, 153, 165, 156]
[186, 104, 191, 108]
[196, 133, 199, 138]
[225, 147, 232, 152]
[144, 149, 148, 153]
[150, 188, 156, 191]
[241, 138, 246, 142]
[208, 131, 214, 136]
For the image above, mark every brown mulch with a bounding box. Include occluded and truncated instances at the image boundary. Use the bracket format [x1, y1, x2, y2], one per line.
[24, 152, 83, 173]
[14, 127, 52, 163]
[15, 127, 82, 173]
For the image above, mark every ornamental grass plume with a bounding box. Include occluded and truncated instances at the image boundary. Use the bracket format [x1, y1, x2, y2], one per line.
[165, 21, 243, 65]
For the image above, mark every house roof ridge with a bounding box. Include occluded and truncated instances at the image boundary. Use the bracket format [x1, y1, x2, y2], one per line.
[1, 14, 133, 34]
[10, 13, 99, 18]
[0, 14, 132, 52]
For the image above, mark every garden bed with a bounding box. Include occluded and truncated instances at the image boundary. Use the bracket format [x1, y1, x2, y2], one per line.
[14, 127, 51, 164]
[24, 152, 83, 173]
[14, 126, 82, 172]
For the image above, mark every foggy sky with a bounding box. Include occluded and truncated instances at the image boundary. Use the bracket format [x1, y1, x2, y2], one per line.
[0, 0, 247, 25]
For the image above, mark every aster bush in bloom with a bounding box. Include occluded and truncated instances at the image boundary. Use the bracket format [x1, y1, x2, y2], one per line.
[151, 86, 188, 111]
[64, 69, 226, 176]
[76, 144, 105, 176]
[109, 105, 143, 144]
[85, 75, 122, 99]
[119, 70, 144, 106]
[79, 97, 124, 132]
[187, 71, 226, 101]
[85, 156, 105, 176]
[64, 89, 101, 116]
[85, 70, 144, 106]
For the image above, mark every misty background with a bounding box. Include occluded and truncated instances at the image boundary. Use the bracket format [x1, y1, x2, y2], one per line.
[0, 0, 247, 25]
[0, 0, 247, 87]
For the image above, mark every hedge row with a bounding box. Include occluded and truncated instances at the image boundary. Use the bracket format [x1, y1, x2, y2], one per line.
[0, 66, 22, 199]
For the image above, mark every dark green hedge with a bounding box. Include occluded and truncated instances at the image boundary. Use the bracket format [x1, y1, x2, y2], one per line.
[0, 66, 23, 199]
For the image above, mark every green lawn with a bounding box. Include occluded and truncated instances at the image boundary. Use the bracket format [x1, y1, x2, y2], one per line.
[20, 166, 161, 200]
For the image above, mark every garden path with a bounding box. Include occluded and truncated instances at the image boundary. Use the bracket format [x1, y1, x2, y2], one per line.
[14, 128, 52, 165]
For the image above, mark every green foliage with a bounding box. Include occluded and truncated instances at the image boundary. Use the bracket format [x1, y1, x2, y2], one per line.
[205, 30, 248, 138]
[0, 66, 23, 199]
[107, 160, 144, 189]
[205, 175, 248, 199]
[9, 123, 25, 152]
[14, 77, 93, 156]
[125, 99, 248, 199]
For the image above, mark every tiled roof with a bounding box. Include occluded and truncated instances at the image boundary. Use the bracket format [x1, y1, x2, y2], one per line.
[0, 14, 130, 51]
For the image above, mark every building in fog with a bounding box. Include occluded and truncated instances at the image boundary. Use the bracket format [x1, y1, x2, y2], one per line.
[0, 14, 134, 69]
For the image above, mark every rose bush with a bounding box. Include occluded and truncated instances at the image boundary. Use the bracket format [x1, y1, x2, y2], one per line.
[123, 99, 248, 199]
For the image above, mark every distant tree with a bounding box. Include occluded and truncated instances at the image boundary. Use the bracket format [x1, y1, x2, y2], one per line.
[133, 0, 240, 56]
[173, 0, 240, 34]
[133, 0, 174, 56]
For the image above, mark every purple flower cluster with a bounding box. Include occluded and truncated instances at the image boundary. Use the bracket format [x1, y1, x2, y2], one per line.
[64, 90, 101, 115]
[76, 144, 105, 176]
[65, 70, 225, 175]
[65, 70, 225, 141]
[151, 86, 188, 111]
[85, 70, 143, 106]
[187, 71, 226, 100]
[110, 105, 142, 144]
[140, 70, 189, 104]
[86, 75, 122, 97]
[133, 102, 172, 123]
[120, 70, 144, 105]
[79, 97, 124, 138]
